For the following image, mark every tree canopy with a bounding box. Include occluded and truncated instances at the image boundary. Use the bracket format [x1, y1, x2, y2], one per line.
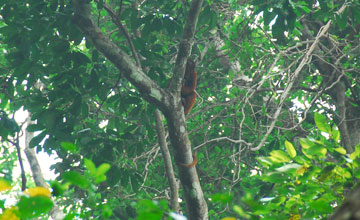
[0, 0, 360, 219]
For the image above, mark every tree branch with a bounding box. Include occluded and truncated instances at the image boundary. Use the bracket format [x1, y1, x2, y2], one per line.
[154, 110, 180, 212]
[72, 0, 169, 114]
[96, 0, 142, 68]
[169, 0, 204, 96]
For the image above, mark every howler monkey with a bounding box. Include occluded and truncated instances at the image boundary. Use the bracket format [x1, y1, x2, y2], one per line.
[181, 60, 197, 116]
[177, 60, 198, 168]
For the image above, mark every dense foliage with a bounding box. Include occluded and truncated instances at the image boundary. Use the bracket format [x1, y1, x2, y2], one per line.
[0, 0, 359, 219]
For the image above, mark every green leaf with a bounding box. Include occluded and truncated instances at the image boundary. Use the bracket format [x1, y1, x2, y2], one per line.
[298, 4, 311, 13]
[96, 163, 111, 176]
[333, 166, 351, 179]
[136, 200, 165, 220]
[39, 110, 58, 131]
[350, 144, 360, 160]
[62, 171, 89, 189]
[102, 204, 113, 218]
[0, 114, 20, 138]
[233, 205, 250, 219]
[84, 158, 96, 176]
[26, 123, 44, 132]
[0, 94, 9, 109]
[107, 166, 123, 186]
[0, 200, 4, 210]
[269, 150, 290, 163]
[64, 212, 76, 220]
[261, 172, 285, 183]
[275, 163, 301, 173]
[60, 142, 78, 153]
[17, 196, 53, 218]
[95, 163, 111, 184]
[95, 175, 107, 184]
[50, 181, 67, 197]
[299, 138, 314, 149]
[285, 140, 297, 158]
[263, 10, 277, 26]
[301, 150, 313, 159]
[331, 125, 340, 142]
[210, 193, 233, 204]
[309, 199, 332, 213]
[271, 196, 286, 205]
[29, 131, 46, 148]
[72, 52, 91, 66]
[257, 157, 273, 167]
[314, 112, 331, 134]
[272, 20, 286, 41]
[303, 144, 327, 157]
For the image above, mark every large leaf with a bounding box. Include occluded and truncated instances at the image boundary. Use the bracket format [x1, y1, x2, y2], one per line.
[285, 140, 297, 158]
[302, 144, 327, 157]
[314, 113, 331, 134]
[17, 196, 53, 218]
[62, 171, 89, 189]
[29, 131, 46, 148]
[299, 138, 315, 149]
[269, 150, 290, 163]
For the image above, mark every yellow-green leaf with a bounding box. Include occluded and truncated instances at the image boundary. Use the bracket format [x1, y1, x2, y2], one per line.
[257, 157, 273, 167]
[334, 147, 346, 155]
[303, 144, 327, 157]
[221, 217, 236, 220]
[301, 148, 313, 159]
[350, 144, 360, 160]
[296, 164, 309, 175]
[84, 158, 96, 175]
[276, 164, 301, 173]
[269, 150, 290, 163]
[334, 166, 352, 179]
[285, 140, 297, 158]
[314, 112, 331, 134]
[331, 125, 341, 142]
[60, 142, 78, 153]
[233, 205, 250, 219]
[299, 138, 314, 149]
[0, 179, 12, 192]
[96, 163, 111, 176]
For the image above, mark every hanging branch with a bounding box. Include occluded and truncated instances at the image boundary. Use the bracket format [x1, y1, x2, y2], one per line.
[96, 0, 141, 68]
[154, 110, 180, 212]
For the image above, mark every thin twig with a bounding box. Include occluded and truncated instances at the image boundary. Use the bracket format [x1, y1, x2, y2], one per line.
[250, 3, 348, 151]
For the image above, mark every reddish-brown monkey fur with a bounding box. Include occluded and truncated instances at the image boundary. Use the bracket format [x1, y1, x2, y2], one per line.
[178, 154, 198, 168]
[178, 60, 198, 168]
[181, 60, 197, 116]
